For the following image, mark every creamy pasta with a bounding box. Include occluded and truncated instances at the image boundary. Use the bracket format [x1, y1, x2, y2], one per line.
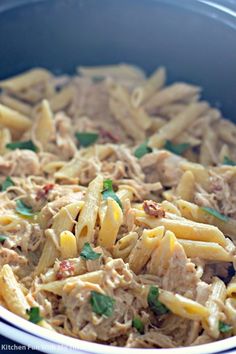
[0, 65, 236, 348]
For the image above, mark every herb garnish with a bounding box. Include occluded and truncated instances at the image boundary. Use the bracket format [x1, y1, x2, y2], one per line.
[1, 176, 14, 191]
[102, 179, 122, 209]
[164, 140, 190, 155]
[6, 140, 37, 152]
[219, 321, 232, 333]
[132, 317, 145, 334]
[201, 206, 229, 222]
[223, 156, 236, 166]
[80, 243, 101, 260]
[134, 141, 152, 159]
[90, 291, 115, 317]
[26, 307, 43, 324]
[16, 200, 35, 217]
[75, 132, 99, 147]
[148, 286, 169, 315]
[0, 235, 7, 243]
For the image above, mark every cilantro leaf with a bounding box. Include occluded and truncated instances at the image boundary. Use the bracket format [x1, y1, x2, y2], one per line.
[26, 307, 43, 324]
[90, 291, 115, 317]
[148, 286, 169, 315]
[0, 235, 7, 243]
[132, 317, 145, 334]
[201, 206, 229, 222]
[219, 321, 232, 333]
[102, 179, 123, 209]
[164, 140, 190, 155]
[80, 243, 101, 260]
[75, 132, 99, 147]
[1, 176, 14, 191]
[134, 142, 152, 159]
[16, 200, 35, 217]
[6, 140, 37, 152]
[223, 156, 236, 166]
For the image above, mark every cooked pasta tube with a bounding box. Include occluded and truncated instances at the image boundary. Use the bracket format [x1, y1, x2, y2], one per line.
[161, 200, 181, 216]
[180, 161, 209, 190]
[147, 230, 176, 275]
[177, 199, 236, 239]
[135, 210, 227, 246]
[176, 170, 195, 201]
[33, 99, 54, 149]
[78, 64, 145, 81]
[203, 277, 226, 338]
[60, 230, 77, 259]
[49, 85, 75, 112]
[178, 239, 233, 262]
[0, 103, 32, 133]
[145, 83, 201, 112]
[225, 298, 236, 335]
[76, 175, 103, 251]
[37, 270, 105, 296]
[149, 102, 208, 148]
[131, 67, 166, 107]
[0, 265, 29, 318]
[0, 94, 32, 116]
[227, 276, 236, 298]
[112, 232, 139, 260]
[0, 127, 11, 154]
[36, 202, 84, 274]
[128, 226, 165, 274]
[97, 198, 123, 249]
[159, 290, 209, 321]
[0, 68, 52, 91]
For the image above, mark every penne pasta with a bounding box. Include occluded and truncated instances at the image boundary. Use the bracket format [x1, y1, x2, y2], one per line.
[0, 103, 32, 134]
[112, 232, 139, 261]
[0, 265, 29, 318]
[76, 175, 103, 250]
[128, 226, 164, 274]
[131, 67, 166, 107]
[149, 102, 208, 148]
[97, 198, 123, 250]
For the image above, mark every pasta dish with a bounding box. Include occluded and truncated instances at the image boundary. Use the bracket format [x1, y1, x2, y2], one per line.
[0, 64, 236, 348]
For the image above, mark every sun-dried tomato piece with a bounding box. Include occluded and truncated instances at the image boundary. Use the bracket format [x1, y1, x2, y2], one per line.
[56, 260, 75, 280]
[36, 183, 54, 201]
[143, 200, 165, 218]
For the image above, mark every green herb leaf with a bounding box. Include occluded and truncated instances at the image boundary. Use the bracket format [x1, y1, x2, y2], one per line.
[6, 140, 37, 152]
[16, 200, 35, 217]
[201, 206, 229, 222]
[132, 317, 145, 334]
[148, 286, 169, 315]
[219, 321, 232, 333]
[134, 142, 152, 159]
[75, 132, 99, 147]
[90, 291, 115, 317]
[1, 176, 14, 191]
[26, 307, 43, 324]
[164, 140, 190, 155]
[0, 235, 7, 243]
[80, 243, 101, 260]
[102, 179, 123, 209]
[223, 156, 236, 166]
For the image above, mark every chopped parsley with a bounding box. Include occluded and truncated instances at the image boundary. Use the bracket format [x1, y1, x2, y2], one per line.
[15, 200, 35, 217]
[26, 307, 43, 324]
[0, 235, 7, 243]
[148, 286, 169, 315]
[134, 141, 152, 159]
[132, 317, 145, 334]
[80, 243, 101, 260]
[1, 176, 14, 191]
[90, 291, 115, 317]
[6, 140, 37, 152]
[201, 206, 229, 222]
[75, 132, 99, 147]
[102, 179, 122, 209]
[164, 140, 190, 155]
[219, 321, 232, 333]
[223, 156, 236, 166]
